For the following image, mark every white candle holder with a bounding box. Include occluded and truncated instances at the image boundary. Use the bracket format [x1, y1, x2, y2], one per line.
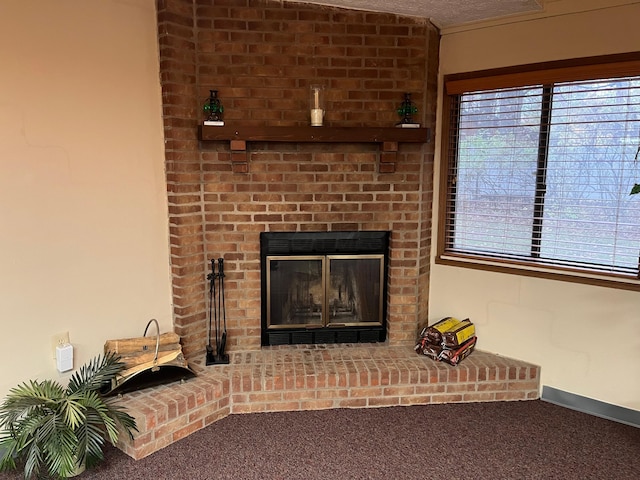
[310, 85, 325, 127]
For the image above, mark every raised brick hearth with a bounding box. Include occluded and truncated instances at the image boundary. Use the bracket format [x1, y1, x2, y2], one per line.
[115, 346, 540, 460]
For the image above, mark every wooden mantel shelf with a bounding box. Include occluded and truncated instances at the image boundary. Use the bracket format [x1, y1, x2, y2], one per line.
[198, 125, 430, 173]
[199, 125, 429, 143]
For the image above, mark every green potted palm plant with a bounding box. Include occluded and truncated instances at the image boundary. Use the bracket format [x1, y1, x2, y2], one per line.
[0, 352, 137, 478]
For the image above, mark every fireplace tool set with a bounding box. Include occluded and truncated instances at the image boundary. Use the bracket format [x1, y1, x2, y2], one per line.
[206, 258, 229, 365]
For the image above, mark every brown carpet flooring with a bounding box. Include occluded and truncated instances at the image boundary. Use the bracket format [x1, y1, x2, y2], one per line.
[1, 400, 638, 479]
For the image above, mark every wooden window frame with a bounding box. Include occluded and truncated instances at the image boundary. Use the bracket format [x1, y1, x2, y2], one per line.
[437, 53, 640, 292]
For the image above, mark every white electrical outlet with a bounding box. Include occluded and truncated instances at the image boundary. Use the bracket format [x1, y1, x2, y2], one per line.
[51, 331, 70, 359]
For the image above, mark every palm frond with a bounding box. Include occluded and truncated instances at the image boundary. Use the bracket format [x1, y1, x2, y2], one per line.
[23, 437, 44, 480]
[59, 394, 87, 431]
[22, 411, 62, 479]
[76, 417, 107, 469]
[0, 435, 18, 472]
[103, 398, 137, 440]
[0, 380, 65, 428]
[82, 391, 137, 443]
[42, 413, 78, 478]
[10, 412, 51, 452]
[66, 352, 125, 394]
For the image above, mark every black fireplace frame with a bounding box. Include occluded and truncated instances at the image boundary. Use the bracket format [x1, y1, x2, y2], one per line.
[260, 231, 390, 346]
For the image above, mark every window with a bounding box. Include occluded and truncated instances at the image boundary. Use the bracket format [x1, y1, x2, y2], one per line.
[438, 54, 640, 290]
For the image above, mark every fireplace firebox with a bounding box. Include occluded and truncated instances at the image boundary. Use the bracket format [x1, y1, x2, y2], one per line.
[260, 231, 389, 346]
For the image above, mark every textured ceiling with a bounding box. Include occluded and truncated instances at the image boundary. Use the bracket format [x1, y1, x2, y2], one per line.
[288, 0, 544, 28]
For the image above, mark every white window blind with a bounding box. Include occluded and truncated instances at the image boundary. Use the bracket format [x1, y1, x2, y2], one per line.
[443, 75, 640, 279]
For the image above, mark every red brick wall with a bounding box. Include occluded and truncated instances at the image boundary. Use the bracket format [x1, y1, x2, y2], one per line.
[157, 0, 439, 357]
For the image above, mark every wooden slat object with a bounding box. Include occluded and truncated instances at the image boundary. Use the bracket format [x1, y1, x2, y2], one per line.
[104, 332, 180, 355]
[118, 343, 182, 358]
[117, 344, 183, 369]
[199, 125, 430, 143]
[117, 350, 183, 379]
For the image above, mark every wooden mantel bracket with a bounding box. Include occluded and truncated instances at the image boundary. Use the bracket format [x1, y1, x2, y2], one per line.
[379, 142, 398, 173]
[229, 139, 248, 173]
[198, 125, 430, 173]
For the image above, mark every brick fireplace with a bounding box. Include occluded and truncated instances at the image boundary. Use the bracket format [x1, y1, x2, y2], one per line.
[108, 3, 543, 460]
[158, 0, 439, 359]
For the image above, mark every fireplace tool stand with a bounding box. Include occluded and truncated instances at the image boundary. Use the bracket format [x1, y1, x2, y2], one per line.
[206, 258, 229, 365]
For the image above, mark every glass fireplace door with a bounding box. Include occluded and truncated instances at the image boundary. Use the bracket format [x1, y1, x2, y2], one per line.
[327, 255, 383, 327]
[266, 256, 325, 329]
[266, 254, 384, 329]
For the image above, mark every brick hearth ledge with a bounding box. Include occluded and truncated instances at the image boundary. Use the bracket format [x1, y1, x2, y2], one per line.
[115, 345, 540, 460]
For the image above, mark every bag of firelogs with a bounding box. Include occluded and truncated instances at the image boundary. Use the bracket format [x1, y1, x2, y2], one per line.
[415, 317, 477, 366]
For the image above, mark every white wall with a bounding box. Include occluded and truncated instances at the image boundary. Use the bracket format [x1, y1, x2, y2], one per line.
[433, 0, 640, 410]
[0, 0, 172, 399]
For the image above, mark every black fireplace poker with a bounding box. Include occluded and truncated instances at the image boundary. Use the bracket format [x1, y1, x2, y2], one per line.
[206, 257, 229, 365]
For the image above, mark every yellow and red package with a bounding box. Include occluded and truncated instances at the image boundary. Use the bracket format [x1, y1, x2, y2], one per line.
[441, 319, 475, 349]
